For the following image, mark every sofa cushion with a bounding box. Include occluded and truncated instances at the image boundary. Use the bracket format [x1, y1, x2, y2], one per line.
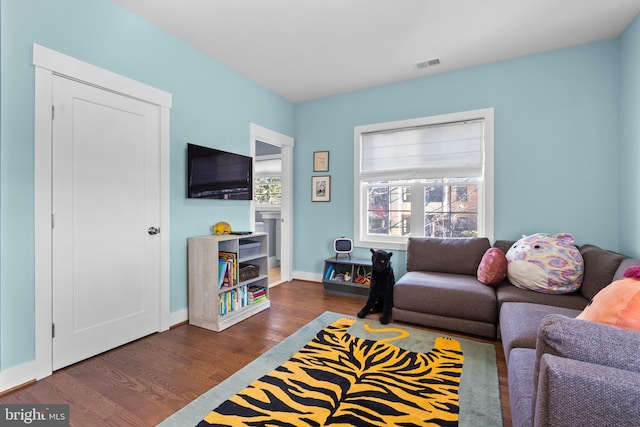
[394, 271, 497, 323]
[493, 239, 516, 255]
[477, 247, 507, 285]
[495, 282, 588, 313]
[406, 237, 491, 276]
[500, 302, 581, 364]
[579, 244, 624, 300]
[392, 308, 497, 338]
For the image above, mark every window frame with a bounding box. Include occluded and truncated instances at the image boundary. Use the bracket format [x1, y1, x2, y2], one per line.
[353, 108, 494, 250]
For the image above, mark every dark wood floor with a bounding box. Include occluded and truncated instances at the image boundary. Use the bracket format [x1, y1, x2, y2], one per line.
[0, 280, 511, 426]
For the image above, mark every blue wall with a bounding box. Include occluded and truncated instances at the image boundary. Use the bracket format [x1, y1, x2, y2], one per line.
[0, 0, 294, 370]
[620, 14, 640, 258]
[294, 40, 622, 277]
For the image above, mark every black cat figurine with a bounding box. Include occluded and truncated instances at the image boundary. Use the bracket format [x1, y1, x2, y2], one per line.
[357, 249, 395, 324]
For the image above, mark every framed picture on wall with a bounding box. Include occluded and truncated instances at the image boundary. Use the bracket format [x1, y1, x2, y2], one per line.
[311, 175, 331, 202]
[313, 151, 329, 172]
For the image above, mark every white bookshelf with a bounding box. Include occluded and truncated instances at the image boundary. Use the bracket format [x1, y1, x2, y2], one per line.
[188, 233, 269, 332]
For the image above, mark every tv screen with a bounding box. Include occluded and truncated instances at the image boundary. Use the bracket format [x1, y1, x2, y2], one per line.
[187, 143, 253, 200]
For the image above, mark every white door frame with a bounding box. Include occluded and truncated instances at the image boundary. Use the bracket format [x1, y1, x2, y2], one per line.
[249, 124, 294, 282]
[30, 44, 171, 383]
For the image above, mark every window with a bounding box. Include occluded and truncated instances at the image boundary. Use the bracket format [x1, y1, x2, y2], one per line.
[254, 176, 282, 205]
[354, 108, 494, 249]
[254, 157, 282, 205]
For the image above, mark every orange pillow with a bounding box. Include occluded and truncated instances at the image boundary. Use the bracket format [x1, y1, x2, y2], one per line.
[477, 248, 507, 286]
[576, 267, 640, 331]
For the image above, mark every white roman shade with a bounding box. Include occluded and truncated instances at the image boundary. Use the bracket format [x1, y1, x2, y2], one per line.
[360, 120, 484, 181]
[255, 158, 281, 177]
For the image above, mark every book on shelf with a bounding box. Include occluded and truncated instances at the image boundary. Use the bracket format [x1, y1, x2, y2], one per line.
[247, 285, 267, 304]
[325, 264, 348, 281]
[248, 285, 266, 294]
[325, 264, 335, 280]
[219, 285, 250, 316]
[218, 260, 227, 288]
[218, 251, 238, 288]
[216, 285, 266, 314]
[249, 292, 266, 301]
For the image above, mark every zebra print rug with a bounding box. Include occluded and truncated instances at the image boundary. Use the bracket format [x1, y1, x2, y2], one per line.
[159, 312, 502, 427]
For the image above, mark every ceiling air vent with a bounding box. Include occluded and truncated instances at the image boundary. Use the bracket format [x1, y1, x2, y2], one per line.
[414, 58, 441, 70]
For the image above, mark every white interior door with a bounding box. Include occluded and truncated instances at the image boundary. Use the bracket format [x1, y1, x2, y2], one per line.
[52, 75, 161, 370]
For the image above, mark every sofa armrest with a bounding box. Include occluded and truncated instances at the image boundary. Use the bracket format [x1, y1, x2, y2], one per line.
[531, 314, 640, 424]
[534, 354, 640, 427]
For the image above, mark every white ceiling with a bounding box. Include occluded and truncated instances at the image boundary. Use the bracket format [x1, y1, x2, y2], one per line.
[112, 0, 640, 103]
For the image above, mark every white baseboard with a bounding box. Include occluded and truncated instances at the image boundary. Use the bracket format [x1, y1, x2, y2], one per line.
[293, 271, 322, 283]
[169, 308, 188, 327]
[0, 360, 42, 394]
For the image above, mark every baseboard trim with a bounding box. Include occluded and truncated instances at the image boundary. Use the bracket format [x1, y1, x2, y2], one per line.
[0, 359, 47, 394]
[0, 378, 36, 397]
[170, 320, 188, 329]
[169, 308, 188, 327]
[293, 271, 322, 283]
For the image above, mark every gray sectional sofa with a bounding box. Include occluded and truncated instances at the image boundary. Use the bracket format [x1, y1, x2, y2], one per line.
[392, 237, 640, 426]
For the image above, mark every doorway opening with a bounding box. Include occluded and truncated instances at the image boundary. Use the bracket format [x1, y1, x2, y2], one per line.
[254, 141, 282, 284]
[249, 124, 294, 287]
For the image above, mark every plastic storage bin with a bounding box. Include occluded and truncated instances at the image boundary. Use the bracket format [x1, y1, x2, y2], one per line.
[239, 240, 261, 258]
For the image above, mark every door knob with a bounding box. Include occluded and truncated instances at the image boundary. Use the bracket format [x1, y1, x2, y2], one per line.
[148, 226, 160, 235]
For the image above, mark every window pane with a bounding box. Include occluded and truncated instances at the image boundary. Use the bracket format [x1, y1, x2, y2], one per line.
[367, 185, 411, 236]
[254, 176, 282, 204]
[424, 184, 477, 238]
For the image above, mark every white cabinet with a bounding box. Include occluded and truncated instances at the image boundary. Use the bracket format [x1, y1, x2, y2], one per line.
[188, 233, 269, 332]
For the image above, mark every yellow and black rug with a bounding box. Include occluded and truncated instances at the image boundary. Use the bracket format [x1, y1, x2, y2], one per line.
[159, 312, 502, 427]
[198, 318, 464, 427]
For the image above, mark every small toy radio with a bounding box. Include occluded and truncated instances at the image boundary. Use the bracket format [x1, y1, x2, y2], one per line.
[334, 237, 353, 259]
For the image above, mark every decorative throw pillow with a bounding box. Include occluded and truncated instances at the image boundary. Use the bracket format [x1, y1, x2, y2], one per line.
[505, 233, 584, 294]
[477, 247, 507, 286]
[576, 267, 640, 331]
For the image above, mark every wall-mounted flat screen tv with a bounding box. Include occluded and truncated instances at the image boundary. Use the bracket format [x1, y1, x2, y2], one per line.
[187, 143, 253, 200]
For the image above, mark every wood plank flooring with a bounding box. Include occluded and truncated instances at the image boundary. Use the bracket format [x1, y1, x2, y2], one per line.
[0, 280, 511, 426]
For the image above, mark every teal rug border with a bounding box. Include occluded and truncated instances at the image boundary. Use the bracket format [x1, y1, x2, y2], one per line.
[158, 311, 502, 426]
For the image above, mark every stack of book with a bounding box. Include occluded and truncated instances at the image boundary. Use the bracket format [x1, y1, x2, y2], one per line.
[219, 285, 249, 316]
[248, 285, 267, 304]
[218, 251, 238, 288]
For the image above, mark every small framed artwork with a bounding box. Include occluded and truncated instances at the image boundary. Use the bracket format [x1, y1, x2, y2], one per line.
[313, 151, 329, 172]
[311, 175, 331, 202]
